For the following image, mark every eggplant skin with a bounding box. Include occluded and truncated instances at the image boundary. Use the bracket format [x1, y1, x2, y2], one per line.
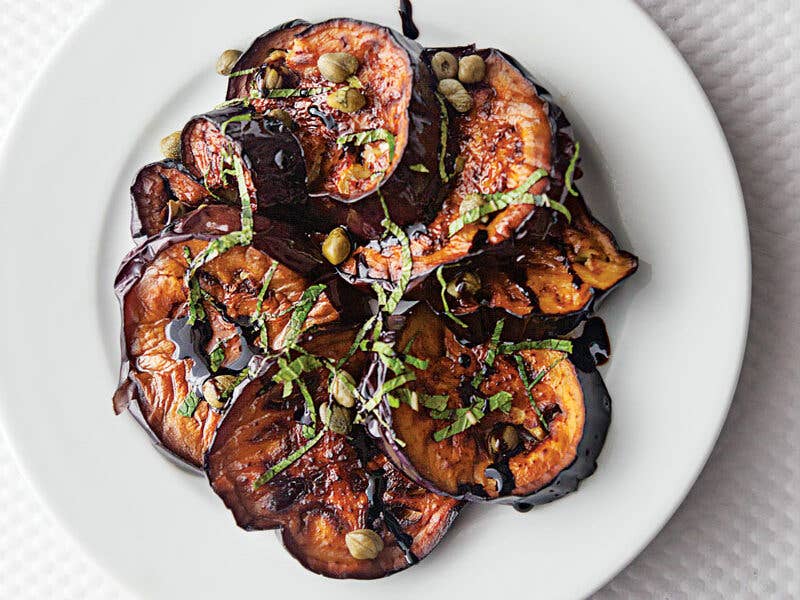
[204, 329, 461, 579]
[130, 160, 210, 239]
[227, 18, 445, 240]
[180, 107, 307, 216]
[340, 47, 562, 285]
[370, 305, 610, 507]
[112, 205, 351, 468]
[425, 188, 639, 343]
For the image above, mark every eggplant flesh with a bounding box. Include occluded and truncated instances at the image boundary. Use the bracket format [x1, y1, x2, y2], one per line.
[341, 47, 563, 285]
[180, 107, 307, 215]
[130, 160, 211, 239]
[426, 189, 638, 343]
[205, 329, 460, 579]
[113, 205, 350, 467]
[370, 305, 610, 507]
[227, 18, 444, 240]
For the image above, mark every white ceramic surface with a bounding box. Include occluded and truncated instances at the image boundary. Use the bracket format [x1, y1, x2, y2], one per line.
[0, 1, 749, 599]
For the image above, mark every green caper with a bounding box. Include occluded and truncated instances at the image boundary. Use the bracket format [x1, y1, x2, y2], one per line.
[322, 227, 351, 266]
[330, 370, 356, 408]
[202, 375, 238, 410]
[327, 403, 352, 435]
[266, 108, 293, 129]
[345, 529, 384, 560]
[317, 52, 359, 83]
[326, 87, 366, 113]
[215, 49, 242, 76]
[458, 54, 486, 84]
[487, 424, 520, 457]
[319, 402, 332, 427]
[459, 193, 484, 216]
[263, 67, 283, 90]
[446, 272, 481, 299]
[430, 51, 458, 80]
[159, 131, 181, 159]
[437, 78, 473, 113]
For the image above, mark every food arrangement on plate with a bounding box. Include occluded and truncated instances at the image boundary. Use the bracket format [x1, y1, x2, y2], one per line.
[113, 12, 637, 579]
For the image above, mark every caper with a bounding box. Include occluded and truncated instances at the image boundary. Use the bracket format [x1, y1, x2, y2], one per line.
[458, 54, 486, 84]
[459, 193, 484, 216]
[322, 227, 351, 266]
[430, 51, 458, 80]
[266, 108, 293, 129]
[487, 425, 520, 457]
[215, 49, 242, 76]
[437, 78, 473, 113]
[263, 67, 283, 90]
[202, 375, 238, 410]
[446, 272, 481, 299]
[326, 87, 366, 113]
[267, 49, 287, 63]
[327, 403, 352, 435]
[159, 131, 181, 159]
[319, 402, 332, 427]
[345, 529, 384, 560]
[317, 52, 359, 83]
[330, 370, 356, 408]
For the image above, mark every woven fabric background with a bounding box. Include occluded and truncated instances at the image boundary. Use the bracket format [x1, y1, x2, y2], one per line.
[0, 1, 797, 598]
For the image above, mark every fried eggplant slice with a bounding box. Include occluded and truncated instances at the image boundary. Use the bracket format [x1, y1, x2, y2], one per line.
[181, 106, 306, 215]
[205, 329, 460, 579]
[227, 18, 445, 239]
[369, 305, 611, 507]
[130, 160, 211, 239]
[426, 190, 638, 341]
[341, 47, 570, 285]
[112, 205, 363, 467]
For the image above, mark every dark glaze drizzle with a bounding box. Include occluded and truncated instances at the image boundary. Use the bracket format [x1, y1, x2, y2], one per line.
[308, 106, 337, 131]
[351, 427, 419, 565]
[398, 0, 420, 40]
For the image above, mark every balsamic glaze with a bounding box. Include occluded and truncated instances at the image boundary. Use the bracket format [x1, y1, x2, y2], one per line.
[569, 317, 611, 372]
[308, 106, 337, 130]
[398, 0, 420, 39]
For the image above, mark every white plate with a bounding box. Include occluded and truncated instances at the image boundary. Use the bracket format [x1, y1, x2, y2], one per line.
[0, 0, 749, 598]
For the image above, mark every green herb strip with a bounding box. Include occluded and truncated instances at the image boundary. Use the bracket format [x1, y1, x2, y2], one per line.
[471, 319, 505, 388]
[378, 219, 412, 315]
[363, 373, 417, 413]
[252, 260, 279, 348]
[209, 337, 231, 373]
[346, 75, 363, 89]
[273, 354, 323, 396]
[487, 391, 513, 413]
[498, 339, 573, 354]
[219, 112, 252, 137]
[435, 266, 468, 328]
[435, 93, 451, 182]
[185, 155, 254, 283]
[228, 67, 259, 78]
[433, 406, 484, 442]
[409, 163, 430, 173]
[565, 141, 581, 197]
[296, 378, 317, 439]
[266, 87, 330, 98]
[182, 247, 207, 326]
[337, 314, 378, 369]
[252, 429, 325, 490]
[282, 284, 327, 349]
[336, 129, 396, 164]
[513, 354, 549, 433]
[447, 168, 549, 237]
[177, 391, 201, 418]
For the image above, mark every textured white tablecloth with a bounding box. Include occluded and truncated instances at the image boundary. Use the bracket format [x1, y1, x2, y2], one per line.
[0, 1, 797, 598]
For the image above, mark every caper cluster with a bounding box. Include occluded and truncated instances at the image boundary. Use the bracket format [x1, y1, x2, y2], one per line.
[431, 51, 486, 113]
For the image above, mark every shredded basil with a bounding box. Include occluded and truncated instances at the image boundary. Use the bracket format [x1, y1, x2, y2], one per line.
[208, 338, 229, 373]
[296, 378, 317, 439]
[182, 247, 206, 326]
[435, 93, 452, 182]
[282, 284, 327, 349]
[487, 391, 513, 413]
[252, 260, 279, 348]
[409, 163, 430, 173]
[336, 129, 396, 164]
[252, 429, 325, 490]
[177, 391, 201, 418]
[377, 219, 412, 315]
[346, 75, 363, 88]
[471, 319, 505, 388]
[433, 406, 484, 442]
[220, 112, 252, 136]
[266, 87, 330, 98]
[499, 339, 573, 354]
[273, 354, 323, 396]
[565, 141, 580, 197]
[185, 155, 254, 282]
[228, 67, 259, 78]
[214, 98, 247, 110]
[513, 354, 549, 433]
[363, 373, 416, 413]
[435, 266, 468, 328]
[336, 314, 378, 369]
